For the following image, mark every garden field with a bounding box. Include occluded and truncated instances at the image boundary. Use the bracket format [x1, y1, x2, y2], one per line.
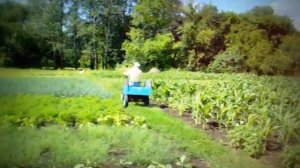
[0, 68, 299, 168]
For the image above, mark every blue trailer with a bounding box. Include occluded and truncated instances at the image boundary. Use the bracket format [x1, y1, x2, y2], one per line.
[121, 80, 152, 107]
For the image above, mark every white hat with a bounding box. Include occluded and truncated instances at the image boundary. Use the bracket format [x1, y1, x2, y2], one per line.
[133, 62, 140, 67]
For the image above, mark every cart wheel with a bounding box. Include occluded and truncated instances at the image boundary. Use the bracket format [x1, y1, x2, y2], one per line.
[143, 96, 149, 106]
[123, 94, 128, 108]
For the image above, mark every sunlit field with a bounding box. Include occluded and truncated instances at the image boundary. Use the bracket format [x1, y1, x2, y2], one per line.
[0, 69, 298, 167]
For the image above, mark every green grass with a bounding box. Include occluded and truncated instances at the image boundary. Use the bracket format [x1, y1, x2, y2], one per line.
[0, 125, 179, 167]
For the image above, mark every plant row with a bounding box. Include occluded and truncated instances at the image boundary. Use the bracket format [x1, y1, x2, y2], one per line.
[0, 77, 111, 98]
[0, 95, 147, 128]
[152, 77, 299, 166]
[0, 125, 179, 168]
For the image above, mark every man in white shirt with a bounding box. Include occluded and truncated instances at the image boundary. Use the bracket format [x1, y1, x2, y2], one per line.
[123, 62, 142, 86]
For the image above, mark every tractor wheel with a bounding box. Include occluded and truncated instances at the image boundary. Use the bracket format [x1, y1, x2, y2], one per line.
[123, 94, 129, 108]
[143, 96, 149, 106]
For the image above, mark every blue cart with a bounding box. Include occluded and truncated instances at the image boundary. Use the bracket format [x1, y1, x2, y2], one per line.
[121, 80, 152, 107]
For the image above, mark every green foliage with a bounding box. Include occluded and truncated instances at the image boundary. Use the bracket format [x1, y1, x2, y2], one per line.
[123, 31, 174, 69]
[123, 1, 297, 74]
[122, 0, 181, 69]
[0, 77, 110, 98]
[283, 145, 300, 168]
[277, 34, 300, 69]
[207, 47, 245, 73]
[122, 28, 144, 62]
[0, 0, 298, 74]
[229, 125, 267, 158]
[0, 1, 49, 68]
[223, 19, 296, 75]
[0, 0, 130, 69]
[229, 113, 273, 158]
[79, 51, 91, 68]
[246, 6, 295, 46]
[132, 0, 180, 37]
[152, 73, 300, 158]
[0, 95, 150, 128]
[128, 99, 268, 168]
[0, 125, 178, 167]
[0, 70, 275, 168]
[178, 3, 218, 70]
[175, 155, 192, 168]
[272, 109, 300, 147]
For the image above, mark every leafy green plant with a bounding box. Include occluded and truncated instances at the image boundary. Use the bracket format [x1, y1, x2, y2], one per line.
[152, 73, 299, 158]
[282, 145, 300, 168]
[147, 161, 172, 168]
[272, 109, 300, 147]
[175, 155, 192, 168]
[119, 159, 133, 168]
[229, 125, 266, 158]
[0, 95, 147, 128]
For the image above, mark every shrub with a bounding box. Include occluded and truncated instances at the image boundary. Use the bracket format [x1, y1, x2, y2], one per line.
[207, 47, 245, 73]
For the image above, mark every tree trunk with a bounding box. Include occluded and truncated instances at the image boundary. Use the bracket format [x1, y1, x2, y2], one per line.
[59, 0, 64, 69]
[104, 21, 110, 70]
[73, 30, 78, 69]
[103, 0, 111, 70]
[92, 15, 98, 70]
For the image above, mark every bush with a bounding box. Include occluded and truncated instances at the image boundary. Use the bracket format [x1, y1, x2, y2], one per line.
[207, 47, 245, 73]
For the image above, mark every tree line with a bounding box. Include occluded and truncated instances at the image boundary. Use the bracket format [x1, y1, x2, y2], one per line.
[0, 0, 299, 75]
[0, 0, 136, 69]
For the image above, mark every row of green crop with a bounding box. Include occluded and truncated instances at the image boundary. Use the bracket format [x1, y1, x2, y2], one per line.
[0, 75, 190, 167]
[0, 125, 179, 168]
[91, 69, 264, 81]
[0, 95, 147, 128]
[0, 77, 111, 98]
[152, 77, 300, 166]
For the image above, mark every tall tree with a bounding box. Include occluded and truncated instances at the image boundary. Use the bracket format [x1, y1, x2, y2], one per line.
[66, 0, 81, 69]
[44, 0, 66, 69]
[79, 0, 103, 69]
[102, 0, 128, 69]
[122, 0, 181, 69]
[178, 3, 218, 70]
[0, 1, 45, 67]
[246, 6, 295, 47]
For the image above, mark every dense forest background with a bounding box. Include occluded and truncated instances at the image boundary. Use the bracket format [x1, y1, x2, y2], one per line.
[0, 0, 299, 75]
